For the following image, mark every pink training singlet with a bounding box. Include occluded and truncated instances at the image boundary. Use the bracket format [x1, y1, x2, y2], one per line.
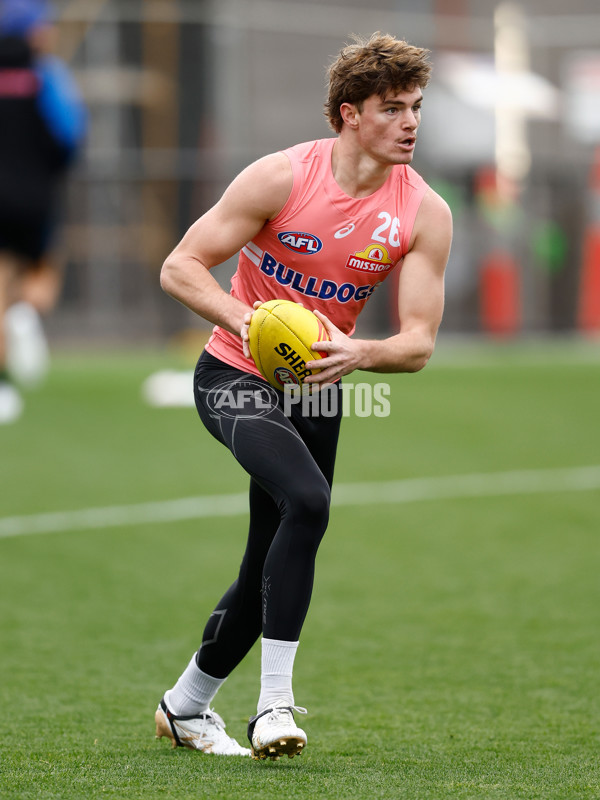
[206, 137, 429, 376]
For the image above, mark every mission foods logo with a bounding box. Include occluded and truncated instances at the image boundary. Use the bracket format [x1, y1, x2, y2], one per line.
[346, 244, 393, 274]
[278, 231, 323, 255]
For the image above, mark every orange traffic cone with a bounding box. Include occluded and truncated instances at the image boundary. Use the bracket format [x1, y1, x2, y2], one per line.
[476, 167, 521, 337]
[480, 249, 521, 336]
[577, 146, 600, 334]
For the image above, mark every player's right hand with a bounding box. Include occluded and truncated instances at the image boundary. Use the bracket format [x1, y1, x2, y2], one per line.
[241, 301, 263, 359]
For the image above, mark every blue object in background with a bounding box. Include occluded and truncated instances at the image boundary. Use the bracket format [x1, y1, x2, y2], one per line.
[36, 55, 87, 157]
[0, 0, 52, 37]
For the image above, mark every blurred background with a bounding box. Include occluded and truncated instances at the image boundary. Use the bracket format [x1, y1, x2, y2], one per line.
[39, 0, 600, 346]
[4, 6, 600, 794]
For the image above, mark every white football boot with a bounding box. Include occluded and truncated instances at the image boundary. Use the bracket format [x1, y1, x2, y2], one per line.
[0, 381, 23, 424]
[155, 698, 251, 756]
[247, 700, 307, 761]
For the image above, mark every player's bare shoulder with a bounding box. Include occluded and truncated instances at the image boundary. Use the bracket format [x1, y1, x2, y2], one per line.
[418, 187, 452, 233]
[409, 186, 453, 257]
[232, 152, 293, 222]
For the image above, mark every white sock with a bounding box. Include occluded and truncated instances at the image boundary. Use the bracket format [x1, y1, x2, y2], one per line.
[5, 302, 49, 389]
[257, 638, 299, 713]
[164, 653, 226, 716]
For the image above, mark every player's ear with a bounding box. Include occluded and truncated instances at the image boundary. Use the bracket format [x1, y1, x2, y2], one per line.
[340, 102, 360, 130]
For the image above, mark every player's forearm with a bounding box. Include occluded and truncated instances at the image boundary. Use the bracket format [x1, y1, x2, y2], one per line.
[355, 329, 436, 374]
[160, 255, 249, 336]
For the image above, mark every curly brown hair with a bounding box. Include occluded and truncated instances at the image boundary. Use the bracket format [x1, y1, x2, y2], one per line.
[325, 32, 432, 133]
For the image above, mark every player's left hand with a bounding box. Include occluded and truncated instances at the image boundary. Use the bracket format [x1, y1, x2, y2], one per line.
[304, 309, 363, 384]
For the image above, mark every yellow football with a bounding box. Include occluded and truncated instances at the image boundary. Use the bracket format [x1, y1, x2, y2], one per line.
[248, 299, 329, 389]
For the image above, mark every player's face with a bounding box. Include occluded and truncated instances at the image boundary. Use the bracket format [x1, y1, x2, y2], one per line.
[352, 87, 423, 166]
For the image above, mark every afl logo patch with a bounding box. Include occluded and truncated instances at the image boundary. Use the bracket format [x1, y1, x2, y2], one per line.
[278, 231, 323, 255]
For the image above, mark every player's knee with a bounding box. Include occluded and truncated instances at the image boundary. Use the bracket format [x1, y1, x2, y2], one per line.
[291, 476, 331, 533]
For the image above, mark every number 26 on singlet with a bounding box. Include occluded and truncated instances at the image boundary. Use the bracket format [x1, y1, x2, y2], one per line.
[372, 212, 401, 248]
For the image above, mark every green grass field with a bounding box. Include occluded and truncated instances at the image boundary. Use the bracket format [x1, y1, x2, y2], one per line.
[1, 340, 599, 799]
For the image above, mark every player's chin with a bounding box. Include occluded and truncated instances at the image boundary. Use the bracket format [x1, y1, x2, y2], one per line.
[392, 150, 415, 165]
[391, 143, 416, 161]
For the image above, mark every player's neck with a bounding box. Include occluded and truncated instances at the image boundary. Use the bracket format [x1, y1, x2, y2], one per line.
[331, 137, 393, 199]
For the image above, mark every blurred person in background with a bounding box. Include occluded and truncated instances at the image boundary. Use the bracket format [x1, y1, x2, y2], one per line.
[156, 32, 451, 761]
[0, 0, 86, 423]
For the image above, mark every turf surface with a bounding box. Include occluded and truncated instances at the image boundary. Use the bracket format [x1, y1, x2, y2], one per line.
[1, 341, 599, 799]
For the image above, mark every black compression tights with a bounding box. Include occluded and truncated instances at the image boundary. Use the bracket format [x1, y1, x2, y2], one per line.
[192, 350, 342, 679]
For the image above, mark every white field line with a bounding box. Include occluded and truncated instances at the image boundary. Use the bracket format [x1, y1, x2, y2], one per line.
[1, 465, 600, 540]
